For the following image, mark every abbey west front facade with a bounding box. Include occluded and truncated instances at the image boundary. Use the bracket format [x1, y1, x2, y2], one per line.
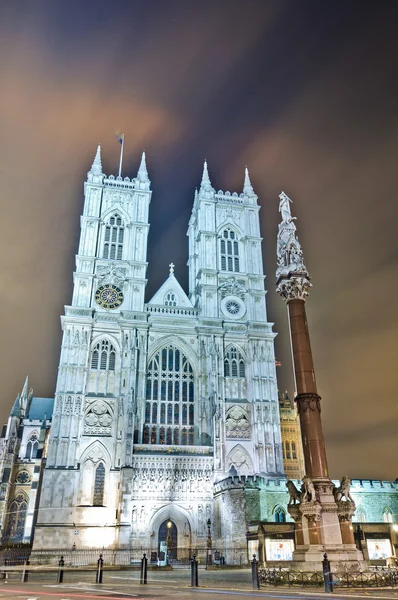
[0, 147, 397, 564]
[17, 147, 284, 554]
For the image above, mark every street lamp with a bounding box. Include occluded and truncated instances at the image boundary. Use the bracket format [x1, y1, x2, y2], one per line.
[206, 518, 212, 567]
[166, 519, 173, 564]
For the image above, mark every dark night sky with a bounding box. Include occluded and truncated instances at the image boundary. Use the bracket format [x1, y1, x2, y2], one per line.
[0, 0, 397, 480]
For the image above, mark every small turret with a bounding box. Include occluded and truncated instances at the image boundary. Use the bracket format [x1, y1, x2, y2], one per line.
[200, 160, 214, 193]
[242, 167, 256, 198]
[10, 393, 21, 418]
[20, 375, 32, 417]
[136, 151, 150, 189]
[87, 145, 104, 183]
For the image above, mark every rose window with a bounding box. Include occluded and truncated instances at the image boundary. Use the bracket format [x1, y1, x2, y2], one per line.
[226, 300, 240, 315]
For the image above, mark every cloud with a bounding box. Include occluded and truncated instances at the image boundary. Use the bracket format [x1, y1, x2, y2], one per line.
[0, 1, 397, 482]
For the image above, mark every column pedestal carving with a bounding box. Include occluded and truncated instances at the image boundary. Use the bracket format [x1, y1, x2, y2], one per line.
[287, 480, 366, 570]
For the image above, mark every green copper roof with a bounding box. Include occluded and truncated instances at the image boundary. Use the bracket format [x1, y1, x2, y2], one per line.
[26, 397, 54, 420]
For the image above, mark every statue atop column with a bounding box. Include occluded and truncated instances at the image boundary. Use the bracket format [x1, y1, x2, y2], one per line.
[276, 192, 312, 301]
[276, 192, 365, 571]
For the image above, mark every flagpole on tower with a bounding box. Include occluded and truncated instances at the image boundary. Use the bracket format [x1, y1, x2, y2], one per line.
[116, 132, 125, 177]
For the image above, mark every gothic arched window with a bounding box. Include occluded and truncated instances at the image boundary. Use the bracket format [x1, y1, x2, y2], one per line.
[291, 442, 297, 460]
[164, 292, 177, 307]
[25, 434, 39, 460]
[5, 494, 28, 541]
[285, 441, 291, 459]
[103, 214, 124, 260]
[355, 507, 366, 523]
[383, 507, 393, 523]
[224, 347, 245, 378]
[274, 507, 286, 523]
[220, 228, 240, 272]
[91, 340, 116, 371]
[93, 462, 105, 506]
[144, 346, 194, 445]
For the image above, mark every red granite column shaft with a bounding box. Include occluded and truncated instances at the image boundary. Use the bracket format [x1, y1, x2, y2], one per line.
[307, 517, 321, 544]
[295, 521, 304, 546]
[288, 298, 329, 479]
[340, 520, 355, 545]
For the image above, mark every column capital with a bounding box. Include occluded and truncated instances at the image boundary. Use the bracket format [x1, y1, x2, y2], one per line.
[276, 276, 312, 302]
[299, 501, 322, 521]
[336, 500, 357, 522]
[295, 393, 322, 414]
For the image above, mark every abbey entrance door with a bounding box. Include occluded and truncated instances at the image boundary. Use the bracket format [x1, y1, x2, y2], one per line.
[158, 520, 178, 560]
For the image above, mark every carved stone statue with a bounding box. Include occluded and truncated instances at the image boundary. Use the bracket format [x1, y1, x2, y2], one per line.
[333, 476, 353, 502]
[97, 263, 126, 287]
[286, 480, 301, 505]
[301, 476, 316, 503]
[279, 192, 295, 224]
[276, 192, 312, 302]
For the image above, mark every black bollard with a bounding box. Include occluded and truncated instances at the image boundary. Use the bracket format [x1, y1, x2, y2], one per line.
[22, 558, 30, 583]
[190, 555, 199, 587]
[96, 553, 104, 584]
[322, 552, 333, 593]
[57, 556, 65, 584]
[140, 553, 148, 584]
[251, 554, 260, 590]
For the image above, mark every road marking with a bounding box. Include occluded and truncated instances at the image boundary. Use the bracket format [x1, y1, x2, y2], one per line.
[58, 588, 137, 597]
[45, 584, 139, 598]
[0, 589, 136, 600]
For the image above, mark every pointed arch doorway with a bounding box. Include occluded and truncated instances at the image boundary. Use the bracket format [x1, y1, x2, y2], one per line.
[159, 519, 177, 560]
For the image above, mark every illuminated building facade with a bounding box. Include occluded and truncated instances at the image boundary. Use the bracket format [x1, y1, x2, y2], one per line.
[22, 148, 283, 554]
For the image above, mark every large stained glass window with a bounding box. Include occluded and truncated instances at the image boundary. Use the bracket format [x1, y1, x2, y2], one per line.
[144, 346, 194, 445]
[4, 494, 28, 541]
[93, 462, 105, 506]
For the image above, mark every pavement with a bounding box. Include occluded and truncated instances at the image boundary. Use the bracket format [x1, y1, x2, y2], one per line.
[0, 567, 397, 600]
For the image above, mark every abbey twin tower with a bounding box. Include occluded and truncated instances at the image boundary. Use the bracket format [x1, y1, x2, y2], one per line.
[6, 147, 284, 552]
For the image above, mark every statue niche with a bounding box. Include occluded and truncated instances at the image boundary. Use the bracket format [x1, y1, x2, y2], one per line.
[225, 405, 250, 439]
[84, 399, 113, 436]
[226, 444, 253, 476]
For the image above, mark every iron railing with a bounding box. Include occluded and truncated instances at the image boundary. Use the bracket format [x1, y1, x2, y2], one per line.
[0, 545, 248, 567]
[259, 566, 398, 588]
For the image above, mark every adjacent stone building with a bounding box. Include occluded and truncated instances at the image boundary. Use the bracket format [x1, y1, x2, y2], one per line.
[0, 378, 52, 544]
[278, 391, 304, 481]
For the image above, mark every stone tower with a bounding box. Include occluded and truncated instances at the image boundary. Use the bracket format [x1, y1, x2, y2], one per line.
[34, 147, 152, 548]
[187, 163, 284, 480]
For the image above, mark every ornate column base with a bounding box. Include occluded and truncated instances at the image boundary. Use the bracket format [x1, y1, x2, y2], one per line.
[287, 478, 367, 572]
